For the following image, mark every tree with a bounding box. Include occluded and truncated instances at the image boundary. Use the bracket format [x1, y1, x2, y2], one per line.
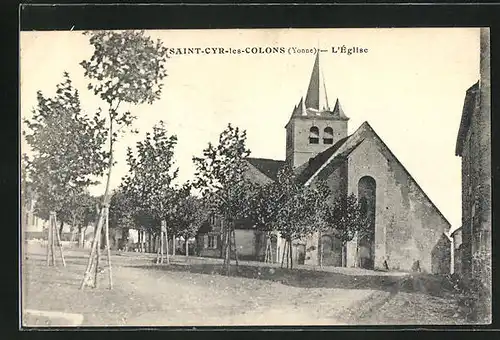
[23, 73, 108, 251]
[192, 124, 253, 275]
[121, 121, 179, 262]
[174, 187, 210, 257]
[109, 188, 138, 250]
[318, 192, 370, 267]
[248, 165, 319, 269]
[79, 30, 169, 289]
[272, 165, 321, 269]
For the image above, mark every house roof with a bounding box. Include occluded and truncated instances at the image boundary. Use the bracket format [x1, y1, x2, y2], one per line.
[246, 157, 286, 181]
[449, 225, 462, 237]
[455, 81, 480, 156]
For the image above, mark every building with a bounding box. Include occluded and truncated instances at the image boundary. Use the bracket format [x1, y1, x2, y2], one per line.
[450, 226, 463, 276]
[253, 52, 452, 273]
[455, 29, 491, 288]
[21, 185, 48, 240]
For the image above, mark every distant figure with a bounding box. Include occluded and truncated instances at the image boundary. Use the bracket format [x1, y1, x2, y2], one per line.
[383, 259, 389, 271]
[411, 260, 421, 273]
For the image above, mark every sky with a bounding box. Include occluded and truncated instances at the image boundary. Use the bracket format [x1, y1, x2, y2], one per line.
[20, 28, 481, 231]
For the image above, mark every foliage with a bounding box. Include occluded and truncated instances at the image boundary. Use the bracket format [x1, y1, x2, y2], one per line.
[23, 73, 109, 216]
[247, 165, 324, 268]
[319, 192, 370, 246]
[175, 186, 210, 239]
[192, 123, 253, 222]
[81, 30, 168, 106]
[109, 188, 138, 230]
[121, 121, 179, 231]
[80, 30, 170, 208]
[250, 165, 319, 241]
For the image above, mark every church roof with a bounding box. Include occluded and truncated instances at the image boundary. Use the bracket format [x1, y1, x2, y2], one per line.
[305, 52, 330, 111]
[295, 136, 350, 184]
[455, 81, 479, 157]
[301, 121, 451, 229]
[246, 157, 286, 181]
[287, 53, 349, 124]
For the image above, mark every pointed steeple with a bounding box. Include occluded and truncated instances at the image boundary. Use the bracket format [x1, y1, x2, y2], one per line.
[304, 52, 330, 111]
[332, 98, 348, 120]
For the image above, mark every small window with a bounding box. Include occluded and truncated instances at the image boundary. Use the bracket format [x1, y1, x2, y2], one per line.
[323, 127, 334, 144]
[208, 235, 216, 248]
[309, 126, 319, 144]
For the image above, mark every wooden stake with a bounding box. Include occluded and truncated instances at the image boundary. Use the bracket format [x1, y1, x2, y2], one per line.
[281, 239, 286, 268]
[232, 227, 239, 267]
[224, 224, 231, 275]
[156, 233, 161, 264]
[52, 213, 66, 267]
[103, 207, 113, 289]
[163, 220, 170, 265]
[160, 231, 164, 264]
[94, 226, 101, 288]
[46, 216, 52, 266]
[173, 234, 176, 256]
[80, 207, 104, 290]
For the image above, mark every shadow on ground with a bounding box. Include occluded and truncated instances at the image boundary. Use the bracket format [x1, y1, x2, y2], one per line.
[130, 261, 458, 299]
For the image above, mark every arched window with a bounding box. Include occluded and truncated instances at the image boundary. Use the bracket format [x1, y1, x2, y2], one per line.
[309, 126, 319, 144]
[323, 127, 334, 144]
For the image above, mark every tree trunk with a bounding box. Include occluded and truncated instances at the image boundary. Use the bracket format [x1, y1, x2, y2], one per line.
[355, 236, 360, 268]
[224, 224, 231, 275]
[172, 234, 176, 256]
[159, 232, 164, 264]
[81, 107, 116, 288]
[289, 239, 293, 270]
[70, 216, 76, 242]
[78, 225, 84, 248]
[148, 231, 152, 253]
[341, 242, 347, 267]
[164, 221, 170, 265]
[82, 225, 88, 248]
[94, 227, 101, 288]
[281, 239, 286, 269]
[319, 231, 323, 269]
[80, 207, 104, 289]
[185, 235, 189, 257]
[59, 220, 64, 241]
[46, 214, 52, 266]
[232, 227, 239, 267]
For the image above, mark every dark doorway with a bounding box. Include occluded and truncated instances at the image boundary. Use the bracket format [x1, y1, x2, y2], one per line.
[296, 244, 306, 265]
[358, 176, 376, 269]
[321, 235, 342, 266]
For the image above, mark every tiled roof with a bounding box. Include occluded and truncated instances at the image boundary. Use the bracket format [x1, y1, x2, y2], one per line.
[246, 157, 286, 181]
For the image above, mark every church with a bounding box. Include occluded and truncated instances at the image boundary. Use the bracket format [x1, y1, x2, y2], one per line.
[198, 53, 452, 274]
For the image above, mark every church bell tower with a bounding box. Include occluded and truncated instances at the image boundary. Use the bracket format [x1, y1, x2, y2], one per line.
[285, 52, 349, 169]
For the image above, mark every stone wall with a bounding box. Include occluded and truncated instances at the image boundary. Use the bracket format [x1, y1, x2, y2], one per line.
[287, 118, 348, 169]
[345, 137, 451, 273]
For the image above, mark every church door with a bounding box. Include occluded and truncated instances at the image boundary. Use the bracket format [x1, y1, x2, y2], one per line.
[358, 176, 376, 270]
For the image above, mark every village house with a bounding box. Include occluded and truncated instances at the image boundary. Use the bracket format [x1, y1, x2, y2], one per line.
[198, 52, 453, 273]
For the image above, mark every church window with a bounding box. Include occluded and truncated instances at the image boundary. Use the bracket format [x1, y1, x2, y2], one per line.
[323, 127, 334, 144]
[309, 126, 319, 144]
